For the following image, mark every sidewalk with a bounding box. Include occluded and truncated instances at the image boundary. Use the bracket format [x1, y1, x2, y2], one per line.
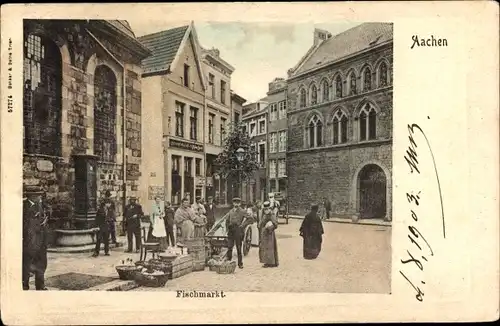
[286, 215, 392, 227]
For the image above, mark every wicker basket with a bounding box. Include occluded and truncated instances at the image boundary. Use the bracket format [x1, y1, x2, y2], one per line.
[215, 261, 237, 274]
[116, 265, 140, 280]
[134, 271, 169, 288]
[148, 259, 173, 275]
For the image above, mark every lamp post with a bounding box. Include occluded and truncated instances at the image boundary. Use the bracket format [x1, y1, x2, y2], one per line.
[235, 147, 245, 200]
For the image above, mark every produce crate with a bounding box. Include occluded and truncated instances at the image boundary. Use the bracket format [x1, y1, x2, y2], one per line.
[156, 254, 193, 279]
[185, 238, 206, 272]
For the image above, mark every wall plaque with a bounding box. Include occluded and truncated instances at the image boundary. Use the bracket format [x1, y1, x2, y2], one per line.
[148, 185, 165, 200]
[36, 160, 54, 172]
[169, 139, 204, 152]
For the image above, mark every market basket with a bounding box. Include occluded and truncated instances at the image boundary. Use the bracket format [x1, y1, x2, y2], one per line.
[115, 265, 140, 280]
[134, 271, 169, 288]
[148, 259, 173, 277]
[215, 261, 237, 274]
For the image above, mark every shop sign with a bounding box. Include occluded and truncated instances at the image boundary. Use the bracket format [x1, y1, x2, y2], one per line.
[148, 185, 165, 200]
[169, 139, 204, 152]
[36, 160, 54, 172]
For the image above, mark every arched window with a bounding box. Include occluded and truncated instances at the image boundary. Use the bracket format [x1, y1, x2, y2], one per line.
[363, 67, 372, 91]
[321, 80, 329, 102]
[299, 88, 306, 108]
[349, 72, 357, 95]
[310, 84, 318, 105]
[335, 75, 343, 98]
[379, 61, 388, 87]
[332, 111, 348, 144]
[23, 34, 62, 156]
[359, 104, 377, 141]
[307, 114, 323, 148]
[94, 65, 117, 162]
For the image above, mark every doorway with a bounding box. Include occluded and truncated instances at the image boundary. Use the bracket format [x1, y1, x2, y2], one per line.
[358, 164, 387, 219]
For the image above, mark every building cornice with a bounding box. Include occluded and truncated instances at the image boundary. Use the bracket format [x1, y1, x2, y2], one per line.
[288, 139, 392, 154]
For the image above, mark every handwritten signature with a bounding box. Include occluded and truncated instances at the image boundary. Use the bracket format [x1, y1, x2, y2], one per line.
[400, 122, 445, 302]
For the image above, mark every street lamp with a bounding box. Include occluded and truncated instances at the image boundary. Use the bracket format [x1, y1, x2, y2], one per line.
[235, 147, 245, 199]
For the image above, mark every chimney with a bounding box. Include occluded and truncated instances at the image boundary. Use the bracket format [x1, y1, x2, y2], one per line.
[313, 28, 332, 46]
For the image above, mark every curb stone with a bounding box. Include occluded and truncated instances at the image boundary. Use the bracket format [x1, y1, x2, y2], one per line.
[287, 215, 392, 227]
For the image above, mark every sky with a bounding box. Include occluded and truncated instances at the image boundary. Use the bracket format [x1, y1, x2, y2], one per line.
[129, 20, 360, 103]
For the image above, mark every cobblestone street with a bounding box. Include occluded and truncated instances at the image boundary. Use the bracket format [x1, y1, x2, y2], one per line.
[133, 219, 391, 293]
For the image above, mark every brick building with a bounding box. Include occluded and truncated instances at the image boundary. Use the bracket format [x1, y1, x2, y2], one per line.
[261, 78, 288, 198]
[241, 100, 269, 203]
[22, 19, 150, 240]
[200, 47, 234, 205]
[139, 22, 208, 210]
[286, 24, 393, 220]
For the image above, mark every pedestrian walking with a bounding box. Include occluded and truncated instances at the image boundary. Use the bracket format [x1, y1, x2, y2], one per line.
[93, 197, 115, 257]
[124, 197, 143, 253]
[174, 197, 196, 244]
[22, 186, 49, 290]
[268, 193, 280, 217]
[164, 201, 176, 247]
[225, 197, 252, 269]
[324, 197, 332, 220]
[150, 196, 167, 251]
[299, 203, 324, 260]
[204, 196, 216, 232]
[102, 190, 118, 245]
[259, 201, 279, 268]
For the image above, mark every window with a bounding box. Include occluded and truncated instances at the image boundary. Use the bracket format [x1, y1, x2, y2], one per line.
[208, 73, 215, 98]
[259, 120, 266, 134]
[332, 111, 348, 144]
[190, 107, 198, 140]
[195, 158, 202, 176]
[278, 131, 287, 152]
[363, 67, 372, 91]
[335, 75, 343, 98]
[299, 88, 306, 108]
[270, 103, 278, 121]
[184, 157, 192, 176]
[311, 84, 318, 105]
[208, 113, 215, 144]
[23, 34, 62, 157]
[220, 80, 226, 104]
[175, 101, 185, 137]
[379, 62, 388, 87]
[172, 155, 180, 173]
[307, 114, 323, 148]
[234, 112, 240, 124]
[269, 159, 277, 178]
[349, 72, 357, 95]
[321, 80, 330, 102]
[278, 159, 286, 177]
[359, 104, 377, 141]
[241, 124, 247, 135]
[94, 65, 118, 162]
[220, 117, 227, 145]
[270, 132, 277, 153]
[249, 122, 256, 137]
[278, 101, 287, 119]
[259, 143, 266, 166]
[183, 64, 190, 87]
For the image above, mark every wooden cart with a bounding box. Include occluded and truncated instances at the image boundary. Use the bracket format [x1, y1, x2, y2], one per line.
[274, 193, 289, 224]
[205, 212, 254, 257]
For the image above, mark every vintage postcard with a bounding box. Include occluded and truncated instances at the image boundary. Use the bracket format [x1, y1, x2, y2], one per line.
[1, 2, 498, 324]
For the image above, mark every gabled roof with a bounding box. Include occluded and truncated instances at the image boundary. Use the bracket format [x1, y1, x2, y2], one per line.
[290, 23, 393, 78]
[138, 25, 189, 74]
[108, 20, 136, 38]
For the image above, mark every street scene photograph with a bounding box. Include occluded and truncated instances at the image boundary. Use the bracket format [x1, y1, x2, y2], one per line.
[22, 18, 393, 293]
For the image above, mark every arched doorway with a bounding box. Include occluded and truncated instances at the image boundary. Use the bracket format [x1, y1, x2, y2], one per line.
[358, 164, 387, 219]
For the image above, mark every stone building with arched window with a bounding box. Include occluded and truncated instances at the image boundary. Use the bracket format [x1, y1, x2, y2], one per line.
[22, 19, 151, 247]
[286, 23, 393, 221]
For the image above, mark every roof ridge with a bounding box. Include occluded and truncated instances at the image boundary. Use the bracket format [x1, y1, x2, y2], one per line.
[138, 25, 189, 40]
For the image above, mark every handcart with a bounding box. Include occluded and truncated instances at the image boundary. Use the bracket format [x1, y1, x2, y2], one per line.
[274, 193, 289, 224]
[205, 211, 254, 257]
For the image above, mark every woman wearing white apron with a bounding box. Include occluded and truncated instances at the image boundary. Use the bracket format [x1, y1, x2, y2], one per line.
[151, 196, 167, 251]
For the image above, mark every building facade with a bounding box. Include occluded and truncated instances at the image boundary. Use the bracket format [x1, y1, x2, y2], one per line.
[261, 78, 288, 198]
[139, 22, 207, 211]
[241, 100, 269, 203]
[286, 24, 393, 220]
[200, 47, 234, 205]
[22, 19, 150, 239]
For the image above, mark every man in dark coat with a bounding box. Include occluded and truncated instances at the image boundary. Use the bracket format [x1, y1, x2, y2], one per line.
[225, 197, 253, 269]
[22, 187, 49, 290]
[324, 197, 332, 220]
[93, 193, 115, 257]
[124, 197, 143, 253]
[103, 190, 118, 245]
[164, 201, 176, 247]
[204, 196, 216, 232]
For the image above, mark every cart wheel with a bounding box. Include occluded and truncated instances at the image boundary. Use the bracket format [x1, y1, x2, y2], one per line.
[242, 225, 252, 256]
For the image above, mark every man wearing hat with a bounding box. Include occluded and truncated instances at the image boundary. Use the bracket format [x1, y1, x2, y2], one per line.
[124, 196, 143, 253]
[93, 190, 116, 257]
[23, 185, 49, 290]
[225, 197, 253, 269]
[103, 190, 118, 245]
[204, 196, 216, 232]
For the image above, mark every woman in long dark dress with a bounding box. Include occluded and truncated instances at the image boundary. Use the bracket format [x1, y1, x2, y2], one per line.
[299, 203, 324, 260]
